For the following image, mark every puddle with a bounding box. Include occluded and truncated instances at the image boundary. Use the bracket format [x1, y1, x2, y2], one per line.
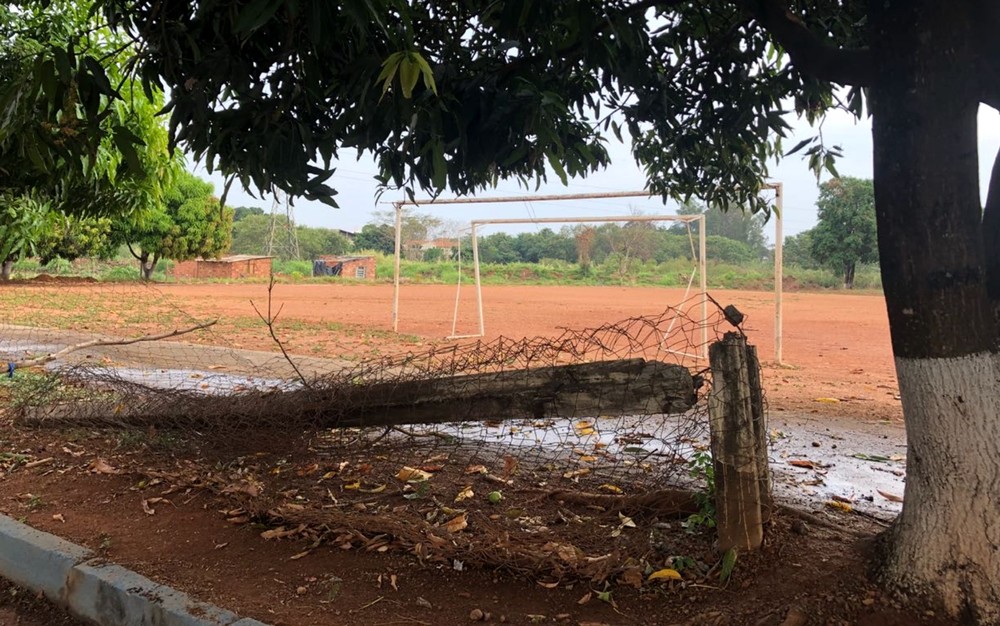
[47, 365, 299, 395]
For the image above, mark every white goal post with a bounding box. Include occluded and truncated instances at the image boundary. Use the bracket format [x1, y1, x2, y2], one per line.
[390, 185, 785, 363]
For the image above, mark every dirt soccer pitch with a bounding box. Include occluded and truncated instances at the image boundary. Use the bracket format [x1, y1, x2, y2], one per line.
[96, 281, 904, 422]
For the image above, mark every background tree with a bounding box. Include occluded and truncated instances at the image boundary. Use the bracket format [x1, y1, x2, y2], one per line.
[114, 171, 233, 279]
[782, 230, 818, 269]
[674, 202, 769, 258]
[477, 232, 520, 264]
[295, 226, 352, 260]
[228, 213, 276, 257]
[232, 206, 265, 222]
[353, 224, 395, 255]
[35, 213, 116, 266]
[17, 0, 1000, 618]
[809, 178, 878, 289]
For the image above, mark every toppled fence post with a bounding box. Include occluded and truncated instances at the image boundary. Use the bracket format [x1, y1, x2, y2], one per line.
[708, 332, 769, 552]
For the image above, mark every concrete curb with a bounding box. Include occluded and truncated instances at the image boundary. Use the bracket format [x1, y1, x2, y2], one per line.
[0, 514, 270, 626]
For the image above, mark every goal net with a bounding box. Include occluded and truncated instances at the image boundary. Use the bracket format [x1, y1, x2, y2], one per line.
[390, 191, 709, 359]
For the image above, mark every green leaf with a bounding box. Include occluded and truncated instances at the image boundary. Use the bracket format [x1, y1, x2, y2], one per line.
[398, 55, 420, 99]
[431, 143, 447, 189]
[411, 52, 438, 96]
[719, 548, 737, 585]
[784, 137, 814, 157]
[545, 151, 568, 185]
[234, 0, 281, 35]
[377, 52, 404, 100]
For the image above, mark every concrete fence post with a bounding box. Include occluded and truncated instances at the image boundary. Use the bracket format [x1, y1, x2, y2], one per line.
[708, 332, 768, 551]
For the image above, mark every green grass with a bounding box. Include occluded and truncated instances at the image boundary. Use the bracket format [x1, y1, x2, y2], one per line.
[8, 252, 882, 292]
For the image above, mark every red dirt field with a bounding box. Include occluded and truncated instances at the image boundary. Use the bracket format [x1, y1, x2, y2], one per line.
[151, 283, 901, 422]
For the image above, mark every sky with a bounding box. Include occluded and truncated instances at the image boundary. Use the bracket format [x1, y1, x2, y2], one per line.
[195, 105, 1000, 244]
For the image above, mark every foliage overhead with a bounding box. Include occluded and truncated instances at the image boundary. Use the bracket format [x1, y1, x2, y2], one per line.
[0, 1, 178, 217]
[11, 0, 873, 214]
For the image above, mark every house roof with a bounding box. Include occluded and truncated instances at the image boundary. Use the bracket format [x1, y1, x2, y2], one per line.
[316, 255, 375, 262]
[202, 255, 273, 262]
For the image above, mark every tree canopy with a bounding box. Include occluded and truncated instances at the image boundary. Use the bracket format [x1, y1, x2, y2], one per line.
[809, 177, 877, 288]
[113, 170, 233, 279]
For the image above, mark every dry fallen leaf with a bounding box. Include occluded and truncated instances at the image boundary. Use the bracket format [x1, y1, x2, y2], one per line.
[89, 459, 120, 475]
[648, 568, 682, 581]
[826, 500, 853, 513]
[878, 489, 904, 502]
[464, 464, 489, 475]
[289, 550, 311, 560]
[454, 486, 475, 503]
[396, 466, 432, 482]
[620, 567, 643, 589]
[788, 459, 817, 469]
[141, 499, 155, 515]
[442, 513, 468, 533]
[598, 484, 623, 494]
[52, 513, 65, 523]
[563, 468, 590, 479]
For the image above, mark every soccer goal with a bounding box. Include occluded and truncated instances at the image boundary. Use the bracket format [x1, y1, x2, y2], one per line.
[388, 191, 709, 355]
[390, 184, 786, 363]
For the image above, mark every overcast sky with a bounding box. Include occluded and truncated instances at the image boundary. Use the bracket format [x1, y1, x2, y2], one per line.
[196, 105, 1000, 244]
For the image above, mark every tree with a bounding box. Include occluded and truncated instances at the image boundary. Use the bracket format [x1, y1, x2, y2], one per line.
[675, 202, 769, 258]
[783, 230, 818, 269]
[35, 213, 116, 266]
[353, 224, 395, 255]
[477, 232, 520, 264]
[114, 171, 233, 279]
[229, 213, 276, 257]
[296, 226, 352, 260]
[810, 178, 878, 288]
[17, 0, 1000, 618]
[233, 206, 265, 222]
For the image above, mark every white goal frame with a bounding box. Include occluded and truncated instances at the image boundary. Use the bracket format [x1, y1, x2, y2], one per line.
[390, 185, 785, 363]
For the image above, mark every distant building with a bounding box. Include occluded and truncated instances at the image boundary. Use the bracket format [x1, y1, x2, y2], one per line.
[404, 238, 457, 260]
[171, 255, 273, 280]
[313, 255, 377, 280]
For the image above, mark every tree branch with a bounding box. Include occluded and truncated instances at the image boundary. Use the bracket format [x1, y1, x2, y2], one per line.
[741, 0, 873, 87]
[15, 319, 218, 369]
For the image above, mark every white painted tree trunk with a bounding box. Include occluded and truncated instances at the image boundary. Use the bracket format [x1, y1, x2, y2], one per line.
[885, 352, 1000, 622]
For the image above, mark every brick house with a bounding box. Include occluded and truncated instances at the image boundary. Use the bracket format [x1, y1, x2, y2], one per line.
[171, 255, 273, 280]
[404, 238, 457, 260]
[313, 255, 377, 280]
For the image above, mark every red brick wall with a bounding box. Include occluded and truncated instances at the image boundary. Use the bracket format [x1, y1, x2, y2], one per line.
[339, 257, 376, 280]
[315, 256, 377, 280]
[171, 258, 272, 279]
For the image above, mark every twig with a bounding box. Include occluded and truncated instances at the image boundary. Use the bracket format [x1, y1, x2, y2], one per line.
[23, 457, 54, 469]
[354, 596, 385, 612]
[250, 273, 313, 389]
[15, 320, 218, 368]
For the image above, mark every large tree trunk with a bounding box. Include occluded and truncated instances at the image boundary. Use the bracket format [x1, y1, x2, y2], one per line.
[870, 3, 1000, 622]
[843, 262, 856, 290]
[0, 259, 13, 281]
[139, 253, 157, 281]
